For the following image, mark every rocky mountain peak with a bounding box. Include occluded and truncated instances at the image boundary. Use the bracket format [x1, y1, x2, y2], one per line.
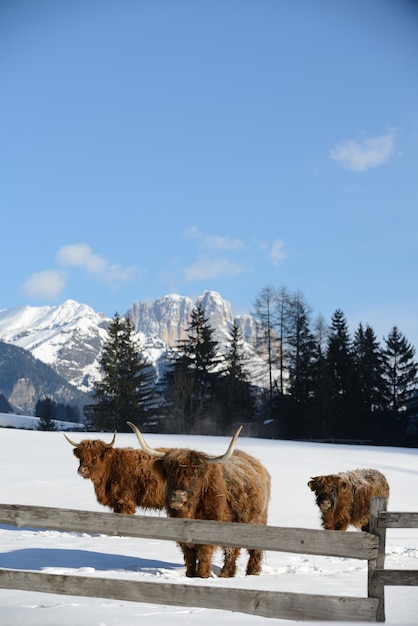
[0, 291, 268, 413]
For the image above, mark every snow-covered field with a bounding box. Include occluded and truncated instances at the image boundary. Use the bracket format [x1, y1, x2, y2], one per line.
[0, 428, 417, 625]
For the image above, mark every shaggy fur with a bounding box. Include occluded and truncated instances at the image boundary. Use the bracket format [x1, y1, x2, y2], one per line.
[151, 447, 271, 578]
[308, 468, 389, 532]
[67, 437, 166, 514]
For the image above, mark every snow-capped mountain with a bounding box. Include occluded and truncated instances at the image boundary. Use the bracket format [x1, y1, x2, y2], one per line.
[0, 300, 110, 394]
[0, 291, 268, 413]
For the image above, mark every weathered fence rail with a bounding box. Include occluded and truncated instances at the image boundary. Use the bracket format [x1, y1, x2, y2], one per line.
[0, 498, 417, 621]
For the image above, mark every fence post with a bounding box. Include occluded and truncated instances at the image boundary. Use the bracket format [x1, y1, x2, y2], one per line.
[368, 496, 387, 622]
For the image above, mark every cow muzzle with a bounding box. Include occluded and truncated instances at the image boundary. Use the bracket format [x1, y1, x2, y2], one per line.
[168, 490, 188, 510]
[78, 466, 90, 478]
[317, 492, 336, 512]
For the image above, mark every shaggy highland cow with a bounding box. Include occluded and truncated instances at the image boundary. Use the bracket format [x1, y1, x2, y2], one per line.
[64, 432, 166, 514]
[128, 422, 271, 578]
[308, 468, 389, 532]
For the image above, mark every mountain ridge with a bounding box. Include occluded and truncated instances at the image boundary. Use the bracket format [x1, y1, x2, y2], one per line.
[0, 291, 267, 414]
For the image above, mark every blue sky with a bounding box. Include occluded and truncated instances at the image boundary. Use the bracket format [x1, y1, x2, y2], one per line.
[1, 0, 418, 348]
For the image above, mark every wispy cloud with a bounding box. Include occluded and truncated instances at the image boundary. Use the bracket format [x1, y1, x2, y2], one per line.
[56, 243, 107, 273]
[182, 228, 286, 283]
[56, 243, 137, 286]
[184, 257, 245, 282]
[21, 269, 67, 300]
[21, 243, 138, 302]
[185, 227, 244, 251]
[269, 239, 287, 266]
[330, 129, 396, 172]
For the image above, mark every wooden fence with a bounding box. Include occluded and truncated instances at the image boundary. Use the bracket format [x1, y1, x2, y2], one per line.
[0, 497, 417, 621]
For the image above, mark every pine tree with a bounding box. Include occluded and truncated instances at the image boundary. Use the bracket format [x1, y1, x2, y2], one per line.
[36, 397, 58, 431]
[163, 303, 221, 433]
[352, 323, 388, 439]
[216, 322, 255, 434]
[83, 313, 157, 432]
[286, 293, 316, 403]
[286, 292, 317, 437]
[324, 309, 356, 438]
[178, 303, 221, 385]
[383, 326, 417, 412]
[353, 324, 388, 412]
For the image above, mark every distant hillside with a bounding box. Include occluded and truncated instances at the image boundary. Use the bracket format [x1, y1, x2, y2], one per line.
[0, 341, 90, 415]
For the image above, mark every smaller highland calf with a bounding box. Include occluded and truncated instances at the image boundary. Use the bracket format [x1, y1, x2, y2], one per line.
[64, 433, 166, 514]
[308, 468, 389, 532]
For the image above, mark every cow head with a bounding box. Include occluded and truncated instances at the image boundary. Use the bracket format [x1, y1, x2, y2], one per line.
[127, 422, 242, 515]
[64, 432, 116, 479]
[308, 474, 347, 513]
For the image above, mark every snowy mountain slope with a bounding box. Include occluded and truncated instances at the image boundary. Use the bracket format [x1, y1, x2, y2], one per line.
[0, 300, 109, 393]
[0, 292, 271, 402]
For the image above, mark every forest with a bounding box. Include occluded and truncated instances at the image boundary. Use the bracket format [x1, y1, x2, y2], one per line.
[76, 285, 418, 449]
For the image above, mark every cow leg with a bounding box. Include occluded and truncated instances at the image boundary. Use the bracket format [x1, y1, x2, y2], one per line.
[196, 544, 215, 578]
[331, 519, 349, 531]
[180, 543, 198, 577]
[246, 549, 263, 576]
[113, 502, 136, 514]
[219, 547, 240, 577]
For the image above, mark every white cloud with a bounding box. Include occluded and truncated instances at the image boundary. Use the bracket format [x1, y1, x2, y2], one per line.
[185, 227, 244, 251]
[269, 239, 287, 266]
[21, 270, 67, 300]
[56, 243, 107, 273]
[183, 229, 286, 280]
[330, 130, 396, 172]
[182, 229, 246, 282]
[56, 243, 137, 286]
[184, 258, 245, 282]
[203, 235, 244, 251]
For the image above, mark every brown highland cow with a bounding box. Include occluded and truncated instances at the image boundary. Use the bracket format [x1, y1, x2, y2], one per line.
[128, 422, 271, 578]
[308, 468, 389, 532]
[64, 432, 166, 514]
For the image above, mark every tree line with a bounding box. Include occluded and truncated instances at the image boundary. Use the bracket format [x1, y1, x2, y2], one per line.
[82, 287, 418, 447]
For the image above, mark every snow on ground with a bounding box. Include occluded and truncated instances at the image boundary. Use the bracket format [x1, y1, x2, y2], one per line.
[0, 428, 417, 625]
[0, 413, 84, 431]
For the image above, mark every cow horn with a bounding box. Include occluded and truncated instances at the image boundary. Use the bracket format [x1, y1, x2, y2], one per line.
[107, 431, 117, 447]
[63, 431, 116, 447]
[127, 421, 165, 458]
[206, 425, 243, 464]
[63, 433, 79, 447]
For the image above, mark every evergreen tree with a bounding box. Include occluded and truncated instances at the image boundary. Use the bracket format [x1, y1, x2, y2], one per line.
[36, 397, 58, 431]
[55, 403, 81, 423]
[286, 292, 315, 402]
[352, 323, 388, 439]
[178, 303, 221, 386]
[163, 303, 221, 433]
[160, 352, 204, 433]
[83, 313, 157, 432]
[353, 324, 388, 411]
[215, 322, 255, 434]
[383, 326, 418, 412]
[324, 309, 356, 438]
[285, 292, 317, 437]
